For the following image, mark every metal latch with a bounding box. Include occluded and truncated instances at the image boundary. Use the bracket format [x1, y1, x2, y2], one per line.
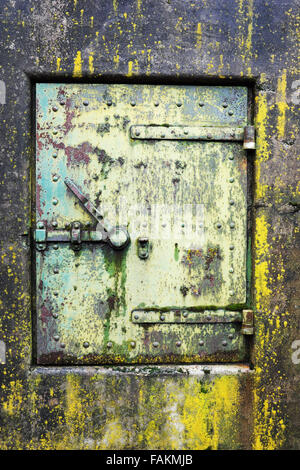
[241, 309, 254, 335]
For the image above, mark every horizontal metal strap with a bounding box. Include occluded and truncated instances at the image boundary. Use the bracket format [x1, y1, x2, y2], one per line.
[131, 309, 242, 324]
[130, 125, 244, 141]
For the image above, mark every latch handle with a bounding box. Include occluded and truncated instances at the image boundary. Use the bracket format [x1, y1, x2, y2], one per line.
[64, 177, 130, 250]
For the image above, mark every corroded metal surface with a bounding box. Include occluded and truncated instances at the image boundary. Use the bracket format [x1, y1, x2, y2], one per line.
[36, 83, 248, 364]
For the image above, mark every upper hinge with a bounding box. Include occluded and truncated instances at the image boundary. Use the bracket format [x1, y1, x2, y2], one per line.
[130, 125, 256, 149]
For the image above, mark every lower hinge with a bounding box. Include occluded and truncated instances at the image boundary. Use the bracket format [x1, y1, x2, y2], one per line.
[241, 309, 254, 335]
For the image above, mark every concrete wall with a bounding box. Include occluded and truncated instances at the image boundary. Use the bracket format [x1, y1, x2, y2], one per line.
[0, 0, 299, 449]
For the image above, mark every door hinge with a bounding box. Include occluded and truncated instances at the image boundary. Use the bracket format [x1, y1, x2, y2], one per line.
[130, 124, 256, 149]
[241, 309, 254, 335]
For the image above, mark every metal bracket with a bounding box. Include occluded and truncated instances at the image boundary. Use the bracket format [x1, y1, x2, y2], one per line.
[70, 221, 82, 251]
[241, 309, 254, 335]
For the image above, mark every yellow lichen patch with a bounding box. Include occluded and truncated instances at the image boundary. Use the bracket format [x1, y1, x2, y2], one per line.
[196, 23, 202, 49]
[277, 69, 288, 139]
[182, 376, 239, 450]
[73, 51, 82, 78]
[253, 213, 287, 449]
[255, 92, 270, 200]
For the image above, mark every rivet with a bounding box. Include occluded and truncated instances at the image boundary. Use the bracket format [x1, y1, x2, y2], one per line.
[229, 267, 234, 273]
[38, 244, 44, 250]
[199, 340, 204, 346]
[229, 177, 234, 183]
[207, 315, 212, 321]
[222, 340, 228, 346]
[52, 221, 58, 228]
[130, 101, 136, 107]
[229, 290, 234, 296]
[52, 106, 58, 112]
[229, 334, 234, 340]
[83, 100, 89, 106]
[229, 200, 235, 205]
[52, 313, 58, 319]
[60, 343, 66, 348]
[52, 198, 58, 205]
[65, 223, 70, 229]
[207, 133, 212, 139]
[217, 223, 222, 229]
[53, 244, 58, 250]
[54, 292, 58, 296]
[162, 223, 166, 227]
[53, 335, 59, 341]
[160, 314, 165, 321]
[181, 223, 185, 227]
[107, 100, 112, 106]
[59, 100, 65, 106]
[107, 341, 112, 349]
[229, 245, 234, 250]
[230, 222, 235, 229]
[229, 155, 234, 160]
[176, 341, 181, 347]
[230, 132, 235, 138]
[199, 101, 204, 107]
[134, 314, 139, 320]
[161, 134, 165, 138]
[52, 153, 58, 158]
[37, 222, 44, 229]
[53, 268, 59, 274]
[153, 341, 159, 348]
[222, 102, 228, 108]
[184, 130, 189, 135]
[74, 222, 80, 229]
[182, 311, 188, 318]
[154, 102, 159, 107]
[73, 286, 77, 291]
[130, 341, 136, 348]
[135, 130, 140, 136]
[53, 175, 59, 182]
[75, 263, 79, 267]
[176, 102, 182, 107]
[53, 129, 58, 135]
[83, 341, 90, 348]
[228, 110, 233, 116]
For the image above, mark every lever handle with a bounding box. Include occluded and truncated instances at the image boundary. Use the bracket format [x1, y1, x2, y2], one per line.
[64, 177, 130, 249]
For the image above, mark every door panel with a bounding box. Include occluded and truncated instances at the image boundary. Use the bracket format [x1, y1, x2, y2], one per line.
[35, 83, 249, 364]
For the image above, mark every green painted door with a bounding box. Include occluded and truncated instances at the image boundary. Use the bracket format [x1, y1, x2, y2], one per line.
[35, 83, 250, 364]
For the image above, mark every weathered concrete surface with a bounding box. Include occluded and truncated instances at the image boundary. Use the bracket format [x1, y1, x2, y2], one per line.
[0, 0, 299, 449]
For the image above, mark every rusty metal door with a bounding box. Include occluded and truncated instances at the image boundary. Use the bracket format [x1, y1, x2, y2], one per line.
[35, 83, 251, 364]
